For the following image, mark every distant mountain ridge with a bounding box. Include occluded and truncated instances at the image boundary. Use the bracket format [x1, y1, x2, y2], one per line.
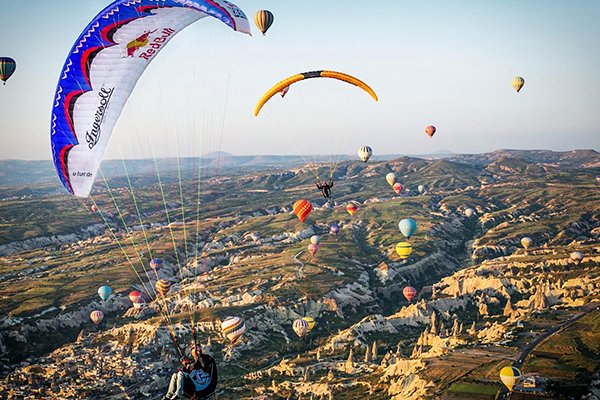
[0, 149, 597, 187]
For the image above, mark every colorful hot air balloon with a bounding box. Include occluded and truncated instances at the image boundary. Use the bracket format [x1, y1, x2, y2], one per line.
[499, 366, 521, 391]
[302, 317, 316, 333]
[91, 204, 99, 212]
[90, 310, 104, 325]
[293, 318, 309, 337]
[403, 286, 417, 302]
[425, 125, 436, 138]
[346, 203, 358, 216]
[386, 172, 397, 186]
[395, 242, 412, 259]
[310, 235, 321, 245]
[0, 57, 16, 84]
[418, 185, 425, 194]
[221, 316, 246, 344]
[357, 146, 373, 162]
[308, 243, 319, 256]
[570, 251, 584, 265]
[254, 70, 378, 116]
[254, 10, 274, 35]
[129, 290, 142, 303]
[98, 285, 112, 301]
[133, 298, 146, 309]
[399, 218, 418, 239]
[293, 200, 313, 223]
[150, 258, 163, 270]
[521, 237, 533, 250]
[155, 279, 171, 297]
[393, 182, 403, 194]
[596, 176, 600, 184]
[330, 223, 340, 235]
[464, 208, 475, 218]
[512, 76, 525, 93]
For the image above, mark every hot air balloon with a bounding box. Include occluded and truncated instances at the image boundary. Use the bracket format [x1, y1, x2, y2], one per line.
[393, 182, 403, 194]
[251, 232, 261, 243]
[521, 237, 533, 250]
[155, 279, 171, 297]
[346, 202, 358, 216]
[395, 242, 412, 259]
[357, 146, 373, 162]
[254, 10, 274, 35]
[302, 317, 316, 333]
[330, 223, 340, 235]
[403, 286, 417, 302]
[293, 318, 309, 337]
[310, 235, 321, 245]
[500, 366, 521, 391]
[386, 173, 397, 186]
[129, 290, 142, 303]
[308, 243, 319, 256]
[98, 285, 112, 301]
[464, 208, 475, 218]
[570, 251, 584, 265]
[596, 176, 600, 184]
[0, 57, 16, 84]
[133, 298, 146, 309]
[418, 185, 425, 194]
[90, 310, 104, 325]
[512, 76, 525, 93]
[399, 218, 418, 239]
[91, 204, 99, 212]
[221, 316, 246, 344]
[150, 258, 163, 270]
[254, 70, 378, 116]
[293, 200, 313, 223]
[425, 125, 436, 138]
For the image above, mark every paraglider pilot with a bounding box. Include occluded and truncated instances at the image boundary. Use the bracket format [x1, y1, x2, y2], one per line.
[316, 178, 334, 198]
[164, 345, 218, 400]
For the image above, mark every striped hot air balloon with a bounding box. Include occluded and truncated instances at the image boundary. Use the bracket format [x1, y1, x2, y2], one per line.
[293, 200, 313, 223]
[155, 279, 171, 297]
[357, 146, 373, 162]
[395, 242, 412, 259]
[302, 317, 316, 333]
[0, 57, 16, 84]
[403, 286, 417, 302]
[254, 10, 274, 35]
[221, 316, 246, 344]
[500, 366, 521, 391]
[512, 76, 525, 93]
[90, 310, 104, 325]
[293, 318, 309, 337]
[129, 290, 142, 303]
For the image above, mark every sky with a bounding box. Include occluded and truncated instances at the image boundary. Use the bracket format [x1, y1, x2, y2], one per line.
[0, 0, 599, 160]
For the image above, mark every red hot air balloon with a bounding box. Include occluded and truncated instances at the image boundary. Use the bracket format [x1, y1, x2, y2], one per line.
[403, 286, 417, 302]
[129, 290, 142, 303]
[91, 204, 99, 212]
[90, 310, 104, 325]
[308, 243, 319, 256]
[346, 202, 358, 216]
[393, 182, 403, 194]
[425, 125, 436, 138]
[293, 200, 313, 223]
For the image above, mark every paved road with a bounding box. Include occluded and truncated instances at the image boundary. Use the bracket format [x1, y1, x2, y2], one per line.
[497, 302, 599, 399]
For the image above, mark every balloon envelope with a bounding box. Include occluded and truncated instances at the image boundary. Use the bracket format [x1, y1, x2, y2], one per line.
[330, 224, 340, 235]
[129, 290, 142, 303]
[393, 182, 403, 194]
[357, 146, 373, 162]
[90, 310, 104, 325]
[464, 208, 475, 218]
[302, 317, 316, 333]
[150, 258, 163, 270]
[512, 76, 525, 93]
[133, 298, 146, 309]
[0, 57, 16, 83]
[293, 318, 309, 337]
[98, 285, 112, 301]
[221, 316, 246, 344]
[254, 10, 274, 35]
[570, 251, 584, 264]
[500, 366, 521, 391]
[521, 237, 533, 249]
[293, 200, 313, 223]
[399, 219, 418, 239]
[386, 172, 396, 186]
[418, 185, 425, 193]
[395, 242, 412, 259]
[346, 203, 358, 216]
[308, 243, 319, 256]
[155, 279, 171, 297]
[425, 125, 436, 138]
[310, 235, 321, 245]
[403, 286, 417, 302]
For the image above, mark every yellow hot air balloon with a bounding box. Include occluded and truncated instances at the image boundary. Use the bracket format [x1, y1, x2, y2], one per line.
[512, 76, 525, 93]
[499, 366, 521, 391]
[302, 317, 315, 333]
[521, 237, 533, 250]
[395, 242, 412, 259]
[254, 10, 274, 35]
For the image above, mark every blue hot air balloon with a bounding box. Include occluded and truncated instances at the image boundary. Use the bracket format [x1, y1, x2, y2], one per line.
[98, 285, 112, 301]
[398, 218, 418, 239]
